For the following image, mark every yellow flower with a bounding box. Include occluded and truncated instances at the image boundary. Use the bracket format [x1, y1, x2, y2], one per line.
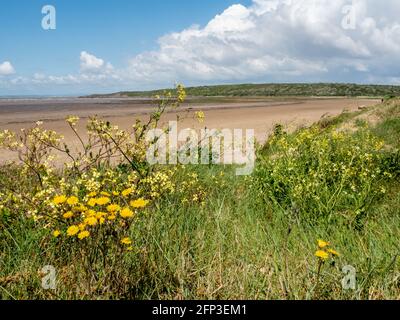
[113, 191, 120, 196]
[100, 191, 111, 196]
[318, 239, 329, 249]
[63, 211, 74, 219]
[121, 237, 132, 245]
[327, 249, 340, 257]
[78, 231, 90, 240]
[88, 192, 97, 197]
[73, 204, 87, 212]
[78, 223, 87, 231]
[130, 198, 149, 209]
[53, 195, 67, 205]
[67, 196, 79, 206]
[53, 230, 61, 238]
[96, 212, 106, 219]
[96, 197, 110, 206]
[108, 214, 117, 221]
[177, 84, 186, 103]
[87, 209, 96, 217]
[195, 111, 205, 123]
[84, 216, 98, 226]
[107, 204, 121, 213]
[67, 225, 80, 237]
[120, 207, 134, 219]
[87, 198, 97, 207]
[66, 115, 80, 127]
[315, 250, 329, 261]
[122, 188, 133, 197]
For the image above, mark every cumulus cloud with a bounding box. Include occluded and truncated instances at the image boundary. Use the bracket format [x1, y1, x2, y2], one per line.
[126, 0, 400, 85]
[80, 51, 113, 73]
[0, 61, 15, 75]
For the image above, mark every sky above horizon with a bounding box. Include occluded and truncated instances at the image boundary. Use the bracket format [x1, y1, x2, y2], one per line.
[1, 0, 400, 96]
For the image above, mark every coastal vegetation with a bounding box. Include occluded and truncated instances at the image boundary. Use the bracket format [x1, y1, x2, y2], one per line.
[88, 83, 400, 99]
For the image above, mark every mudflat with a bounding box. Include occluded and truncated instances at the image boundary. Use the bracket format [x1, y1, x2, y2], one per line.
[0, 97, 379, 163]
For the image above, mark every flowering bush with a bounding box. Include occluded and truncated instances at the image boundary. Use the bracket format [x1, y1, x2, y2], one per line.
[0, 85, 194, 296]
[253, 124, 394, 224]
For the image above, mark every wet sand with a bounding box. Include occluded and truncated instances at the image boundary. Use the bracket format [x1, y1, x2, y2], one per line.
[0, 97, 379, 163]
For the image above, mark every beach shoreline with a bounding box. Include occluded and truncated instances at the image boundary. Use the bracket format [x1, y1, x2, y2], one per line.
[0, 97, 380, 163]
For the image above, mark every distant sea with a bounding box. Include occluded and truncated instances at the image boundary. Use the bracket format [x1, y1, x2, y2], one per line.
[0, 95, 77, 100]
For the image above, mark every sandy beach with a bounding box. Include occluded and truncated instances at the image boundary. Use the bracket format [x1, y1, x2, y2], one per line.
[0, 97, 380, 163]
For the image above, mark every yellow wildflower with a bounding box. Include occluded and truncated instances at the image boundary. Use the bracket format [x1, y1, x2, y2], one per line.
[78, 231, 90, 240]
[73, 204, 87, 212]
[53, 230, 61, 238]
[66, 115, 80, 127]
[96, 212, 106, 219]
[176, 84, 186, 103]
[195, 111, 205, 123]
[67, 225, 79, 237]
[53, 195, 67, 205]
[107, 204, 121, 213]
[318, 240, 329, 249]
[327, 249, 340, 257]
[121, 237, 132, 245]
[63, 211, 74, 219]
[315, 250, 329, 261]
[96, 197, 110, 206]
[87, 198, 97, 207]
[100, 191, 111, 196]
[130, 198, 149, 209]
[88, 192, 97, 197]
[122, 188, 133, 197]
[86, 209, 96, 217]
[67, 196, 79, 206]
[84, 216, 98, 226]
[120, 207, 134, 219]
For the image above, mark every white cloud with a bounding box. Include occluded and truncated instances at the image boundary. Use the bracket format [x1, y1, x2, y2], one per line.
[0, 61, 15, 75]
[6, 51, 117, 90]
[125, 0, 400, 85]
[205, 4, 254, 35]
[80, 51, 113, 73]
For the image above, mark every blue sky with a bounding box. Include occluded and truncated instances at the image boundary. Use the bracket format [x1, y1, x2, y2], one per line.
[0, 0, 250, 76]
[1, 0, 399, 95]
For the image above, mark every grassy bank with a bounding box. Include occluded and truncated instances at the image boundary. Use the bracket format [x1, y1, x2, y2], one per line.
[1, 95, 399, 300]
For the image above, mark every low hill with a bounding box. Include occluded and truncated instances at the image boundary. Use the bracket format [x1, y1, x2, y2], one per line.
[87, 83, 400, 98]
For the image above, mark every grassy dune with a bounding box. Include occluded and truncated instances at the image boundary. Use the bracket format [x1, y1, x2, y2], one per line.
[1, 96, 399, 300]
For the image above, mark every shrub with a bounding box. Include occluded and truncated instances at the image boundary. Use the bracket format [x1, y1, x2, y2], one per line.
[252, 125, 394, 224]
[0, 85, 189, 297]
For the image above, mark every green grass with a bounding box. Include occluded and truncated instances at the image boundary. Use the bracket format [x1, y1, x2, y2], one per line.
[131, 171, 400, 300]
[1, 99, 400, 300]
[373, 102, 400, 147]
